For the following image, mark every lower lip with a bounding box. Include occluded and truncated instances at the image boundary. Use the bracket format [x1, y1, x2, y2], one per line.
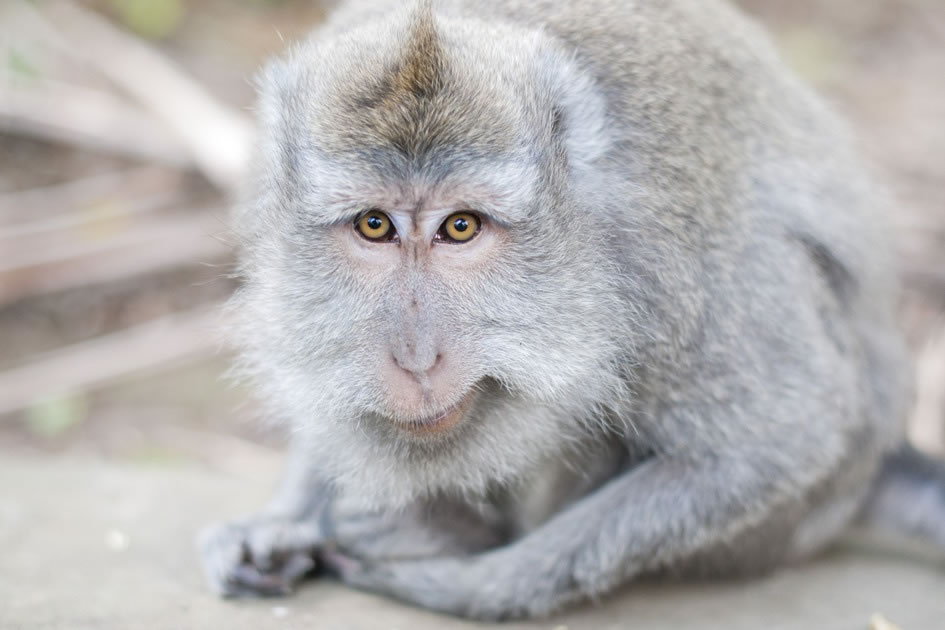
[403, 398, 471, 436]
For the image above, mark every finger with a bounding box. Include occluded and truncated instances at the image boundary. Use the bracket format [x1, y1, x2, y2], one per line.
[320, 549, 370, 581]
[197, 524, 250, 596]
[246, 522, 321, 571]
[228, 564, 293, 597]
[280, 552, 317, 582]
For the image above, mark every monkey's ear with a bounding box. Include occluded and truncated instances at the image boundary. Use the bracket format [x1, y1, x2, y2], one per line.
[249, 53, 312, 193]
[253, 55, 296, 140]
[540, 50, 610, 171]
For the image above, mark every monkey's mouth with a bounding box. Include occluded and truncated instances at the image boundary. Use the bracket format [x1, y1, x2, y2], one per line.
[400, 393, 476, 437]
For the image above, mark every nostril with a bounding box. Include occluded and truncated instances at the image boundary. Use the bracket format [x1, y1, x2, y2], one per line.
[422, 353, 444, 378]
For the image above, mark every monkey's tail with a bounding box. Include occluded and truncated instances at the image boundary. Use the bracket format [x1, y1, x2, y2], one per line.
[854, 442, 945, 556]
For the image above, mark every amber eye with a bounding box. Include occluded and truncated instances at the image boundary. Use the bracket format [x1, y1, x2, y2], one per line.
[439, 212, 480, 243]
[356, 211, 393, 241]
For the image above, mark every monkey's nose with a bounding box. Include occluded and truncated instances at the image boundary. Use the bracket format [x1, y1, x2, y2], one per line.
[392, 349, 443, 382]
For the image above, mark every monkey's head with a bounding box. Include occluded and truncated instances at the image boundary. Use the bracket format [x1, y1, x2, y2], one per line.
[232, 6, 635, 506]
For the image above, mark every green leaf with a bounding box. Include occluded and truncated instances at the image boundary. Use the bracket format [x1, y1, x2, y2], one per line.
[108, 0, 184, 40]
[7, 49, 39, 79]
[24, 393, 88, 439]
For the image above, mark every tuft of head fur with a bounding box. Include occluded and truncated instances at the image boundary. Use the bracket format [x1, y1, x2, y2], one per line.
[389, 1, 443, 101]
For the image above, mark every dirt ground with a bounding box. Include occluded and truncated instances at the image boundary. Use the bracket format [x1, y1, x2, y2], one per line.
[4, 453, 945, 630]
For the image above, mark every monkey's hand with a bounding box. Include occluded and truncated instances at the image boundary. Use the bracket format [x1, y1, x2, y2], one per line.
[198, 516, 323, 597]
[197, 499, 481, 598]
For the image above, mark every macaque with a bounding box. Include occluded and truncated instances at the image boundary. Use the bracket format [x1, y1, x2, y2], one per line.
[199, 0, 943, 620]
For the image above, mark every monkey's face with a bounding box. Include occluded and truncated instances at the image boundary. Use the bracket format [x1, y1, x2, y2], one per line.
[231, 14, 629, 506]
[337, 205, 497, 435]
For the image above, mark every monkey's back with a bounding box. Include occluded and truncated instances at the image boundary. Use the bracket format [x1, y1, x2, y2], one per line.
[482, 0, 908, 439]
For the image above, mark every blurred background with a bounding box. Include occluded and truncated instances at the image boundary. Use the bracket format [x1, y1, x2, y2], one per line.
[0, 0, 943, 470]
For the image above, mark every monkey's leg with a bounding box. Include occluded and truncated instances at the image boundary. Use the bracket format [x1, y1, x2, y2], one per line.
[324, 449, 845, 620]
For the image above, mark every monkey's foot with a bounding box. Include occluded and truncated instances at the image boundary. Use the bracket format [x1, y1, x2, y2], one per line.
[197, 518, 322, 597]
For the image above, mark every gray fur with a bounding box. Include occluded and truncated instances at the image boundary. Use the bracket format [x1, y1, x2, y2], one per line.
[198, 0, 927, 620]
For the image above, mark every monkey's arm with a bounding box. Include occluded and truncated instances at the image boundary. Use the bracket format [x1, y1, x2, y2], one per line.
[324, 443, 835, 620]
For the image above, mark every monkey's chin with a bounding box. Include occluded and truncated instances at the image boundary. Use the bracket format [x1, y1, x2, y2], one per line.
[397, 393, 476, 438]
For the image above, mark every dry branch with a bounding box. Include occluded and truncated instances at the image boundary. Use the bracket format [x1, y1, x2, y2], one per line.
[0, 306, 224, 417]
[0, 0, 101, 87]
[0, 209, 231, 305]
[0, 166, 182, 227]
[0, 77, 194, 167]
[42, 1, 254, 191]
